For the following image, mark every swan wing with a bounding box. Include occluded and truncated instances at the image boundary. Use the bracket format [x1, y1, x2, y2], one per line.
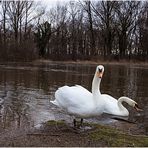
[52, 85, 93, 111]
[74, 85, 90, 91]
[101, 94, 119, 115]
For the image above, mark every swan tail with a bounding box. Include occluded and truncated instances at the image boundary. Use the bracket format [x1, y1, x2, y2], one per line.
[50, 100, 59, 106]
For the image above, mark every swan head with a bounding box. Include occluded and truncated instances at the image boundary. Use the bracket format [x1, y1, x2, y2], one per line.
[133, 103, 143, 111]
[119, 97, 142, 112]
[96, 65, 104, 79]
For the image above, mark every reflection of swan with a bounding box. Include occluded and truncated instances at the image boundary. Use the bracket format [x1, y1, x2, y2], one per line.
[50, 65, 104, 126]
[0, 98, 4, 116]
[0, 98, 4, 105]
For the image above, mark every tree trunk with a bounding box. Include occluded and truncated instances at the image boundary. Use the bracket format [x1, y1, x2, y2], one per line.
[86, 1, 96, 56]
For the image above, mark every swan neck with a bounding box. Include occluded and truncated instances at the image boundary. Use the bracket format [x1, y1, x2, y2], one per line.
[117, 97, 129, 114]
[92, 73, 101, 95]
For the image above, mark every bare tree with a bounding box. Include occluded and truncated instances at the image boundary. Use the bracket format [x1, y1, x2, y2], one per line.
[0, 1, 10, 59]
[92, 1, 116, 58]
[114, 1, 141, 59]
[34, 21, 51, 57]
[80, 0, 96, 56]
[5, 1, 25, 43]
[68, 1, 80, 60]
[1, 1, 7, 44]
[0, 0, 147, 62]
[138, 1, 148, 60]
[47, 4, 69, 59]
[24, 2, 33, 36]
[0, 1, 45, 61]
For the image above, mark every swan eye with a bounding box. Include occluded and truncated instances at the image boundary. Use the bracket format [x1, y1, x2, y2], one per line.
[134, 103, 143, 111]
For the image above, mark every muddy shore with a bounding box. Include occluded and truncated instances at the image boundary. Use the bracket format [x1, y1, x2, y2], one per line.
[0, 60, 148, 147]
[0, 120, 148, 147]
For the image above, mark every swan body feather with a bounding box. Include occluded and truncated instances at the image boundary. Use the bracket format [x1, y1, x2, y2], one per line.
[101, 94, 129, 116]
[51, 65, 139, 123]
[51, 85, 104, 118]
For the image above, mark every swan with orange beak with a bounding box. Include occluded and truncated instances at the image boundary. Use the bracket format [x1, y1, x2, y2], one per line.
[51, 65, 142, 127]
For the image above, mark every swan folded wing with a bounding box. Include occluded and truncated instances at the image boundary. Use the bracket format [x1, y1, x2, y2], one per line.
[54, 85, 93, 113]
[74, 85, 91, 93]
[101, 94, 121, 115]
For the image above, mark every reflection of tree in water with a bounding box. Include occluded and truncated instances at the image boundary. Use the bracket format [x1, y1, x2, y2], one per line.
[0, 63, 147, 135]
[0, 91, 29, 129]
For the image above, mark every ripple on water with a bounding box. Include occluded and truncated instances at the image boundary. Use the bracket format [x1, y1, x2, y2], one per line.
[0, 63, 147, 135]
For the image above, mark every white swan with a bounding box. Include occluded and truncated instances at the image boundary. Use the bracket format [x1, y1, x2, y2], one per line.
[50, 65, 141, 126]
[50, 65, 104, 126]
[101, 95, 141, 116]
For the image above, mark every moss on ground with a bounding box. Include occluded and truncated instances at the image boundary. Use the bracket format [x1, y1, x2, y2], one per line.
[46, 120, 148, 147]
[88, 124, 148, 147]
[46, 120, 65, 126]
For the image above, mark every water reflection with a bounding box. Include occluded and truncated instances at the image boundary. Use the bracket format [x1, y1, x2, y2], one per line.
[0, 63, 147, 135]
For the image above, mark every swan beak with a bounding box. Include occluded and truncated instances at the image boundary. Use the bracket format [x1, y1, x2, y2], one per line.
[134, 104, 143, 112]
[97, 72, 103, 78]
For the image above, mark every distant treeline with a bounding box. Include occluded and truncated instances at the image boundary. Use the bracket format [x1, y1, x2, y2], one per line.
[0, 1, 148, 62]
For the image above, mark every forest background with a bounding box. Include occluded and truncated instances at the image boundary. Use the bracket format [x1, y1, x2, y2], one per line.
[0, 0, 147, 62]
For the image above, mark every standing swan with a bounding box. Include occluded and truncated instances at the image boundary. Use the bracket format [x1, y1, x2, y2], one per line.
[50, 65, 142, 126]
[50, 65, 104, 127]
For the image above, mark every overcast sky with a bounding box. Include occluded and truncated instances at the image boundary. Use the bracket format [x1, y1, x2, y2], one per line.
[40, 0, 76, 8]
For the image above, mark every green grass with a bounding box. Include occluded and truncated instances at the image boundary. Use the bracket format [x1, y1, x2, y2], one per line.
[89, 124, 148, 147]
[45, 120, 148, 147]
[46, 120, 66, 126]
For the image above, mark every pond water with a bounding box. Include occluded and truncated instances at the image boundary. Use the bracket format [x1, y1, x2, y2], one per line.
[0, 62, 148, 135]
